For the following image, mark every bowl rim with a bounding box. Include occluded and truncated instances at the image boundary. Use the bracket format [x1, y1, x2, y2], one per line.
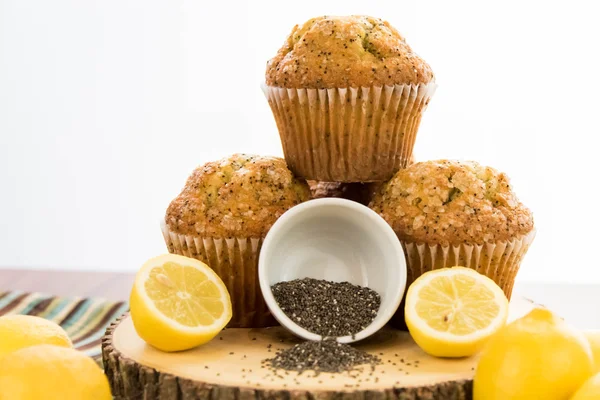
[258, 197, 407, 344]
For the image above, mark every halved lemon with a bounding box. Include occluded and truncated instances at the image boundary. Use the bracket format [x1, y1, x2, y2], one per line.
[405, 266, 509, 358]
[130, 254, 232, 352]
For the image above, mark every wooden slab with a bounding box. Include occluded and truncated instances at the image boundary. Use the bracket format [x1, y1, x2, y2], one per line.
[102, 297, 538, 399]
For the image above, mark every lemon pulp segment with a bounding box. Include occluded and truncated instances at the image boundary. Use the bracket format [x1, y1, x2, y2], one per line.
[405, 267, 508, 358]
[415, 273, 501, 335]
[145, 261, 225, 326]
[130, 254, 232, 352]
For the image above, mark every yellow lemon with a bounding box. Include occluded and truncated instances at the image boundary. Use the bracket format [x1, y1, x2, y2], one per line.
[405, 266, 509, 357]
[473, 307, 594, 400]
[130, 254, 232, 352]
[0, 344, 111, 400]
[571, 372, 600, 400]
[0, 314, 72, 358]
[584, 331, 600, 372]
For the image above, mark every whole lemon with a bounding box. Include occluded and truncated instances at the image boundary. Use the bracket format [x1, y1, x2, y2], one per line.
[473, 308, 594, 400]
[0, 315, 72, 358]
[584, 331, 600, 372]
[571, 371, 600, 399]
[0, 344, 112, 400]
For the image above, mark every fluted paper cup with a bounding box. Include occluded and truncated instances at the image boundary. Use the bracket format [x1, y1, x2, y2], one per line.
[161, 221, 275, 328]
[390, 230, 536, 329]
[263, 83, 436, 182]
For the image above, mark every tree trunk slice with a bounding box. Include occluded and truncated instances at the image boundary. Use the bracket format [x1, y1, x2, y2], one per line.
[103, 297, 537, 400]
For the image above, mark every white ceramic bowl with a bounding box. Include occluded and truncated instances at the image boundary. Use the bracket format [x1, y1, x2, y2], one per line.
[258, 198, 407, 343]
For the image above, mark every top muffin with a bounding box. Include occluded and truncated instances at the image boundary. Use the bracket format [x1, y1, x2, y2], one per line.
[369, 160, 534, 245]
[165, 154, 310, 238]
[266, 15, 434, 88]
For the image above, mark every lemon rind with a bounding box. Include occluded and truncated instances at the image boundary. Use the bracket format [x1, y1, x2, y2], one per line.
[134, 254, 232, 333]
[405, 267, 509, 343]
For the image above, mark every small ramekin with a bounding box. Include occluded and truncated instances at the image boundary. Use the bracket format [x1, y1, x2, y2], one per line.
[258, 198, 407, 343]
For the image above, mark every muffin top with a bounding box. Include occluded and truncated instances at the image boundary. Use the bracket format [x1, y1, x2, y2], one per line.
[266, 15, 434, 89]
[166, 154, 310, 238]
[369, 160, 534, 245]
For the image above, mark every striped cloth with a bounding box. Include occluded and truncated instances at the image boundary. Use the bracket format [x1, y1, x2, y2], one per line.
[0, 290, 128, 364]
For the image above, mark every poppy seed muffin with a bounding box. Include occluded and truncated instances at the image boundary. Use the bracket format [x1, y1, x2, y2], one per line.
[266, 15, 434, 88]
[369, 160, 535, 329]
[165, 154, 310, 238]
[369, 160, 534, 245]
[263, 15, 437, 182]
[163, 154, 310, 328]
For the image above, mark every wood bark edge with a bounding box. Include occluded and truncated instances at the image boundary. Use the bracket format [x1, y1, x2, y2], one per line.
[102, 313, 473, 400]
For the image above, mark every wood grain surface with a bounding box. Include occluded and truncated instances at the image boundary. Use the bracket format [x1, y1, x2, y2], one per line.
[103, 315, 474, 400]
[102, 298, 537, 399]
[0, 269, 134, 301]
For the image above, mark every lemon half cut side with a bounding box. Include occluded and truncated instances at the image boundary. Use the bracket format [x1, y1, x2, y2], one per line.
[405, 266, 509, 358]
[130, 254, 232, 352]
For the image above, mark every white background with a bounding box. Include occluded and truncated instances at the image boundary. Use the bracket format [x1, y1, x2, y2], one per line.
[1, 0, 599, 282]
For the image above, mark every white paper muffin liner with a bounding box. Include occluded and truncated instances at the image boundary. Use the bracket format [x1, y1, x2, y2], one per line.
[161, 221, 274, 328]
[263, 82, 436, 182]
[391, 230, 536, 328]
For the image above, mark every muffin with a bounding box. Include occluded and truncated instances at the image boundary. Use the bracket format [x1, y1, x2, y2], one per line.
[263, 15, 436, 182]
[162, 154, 310, 328]
[369, 160, 535, 328]
[308, 181, 380, 206]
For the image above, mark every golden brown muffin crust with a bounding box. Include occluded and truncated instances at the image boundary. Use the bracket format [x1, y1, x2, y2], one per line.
[369, 160, 534, 245]
[166, 154, 310, 238]
[266, 15, 434, 88]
